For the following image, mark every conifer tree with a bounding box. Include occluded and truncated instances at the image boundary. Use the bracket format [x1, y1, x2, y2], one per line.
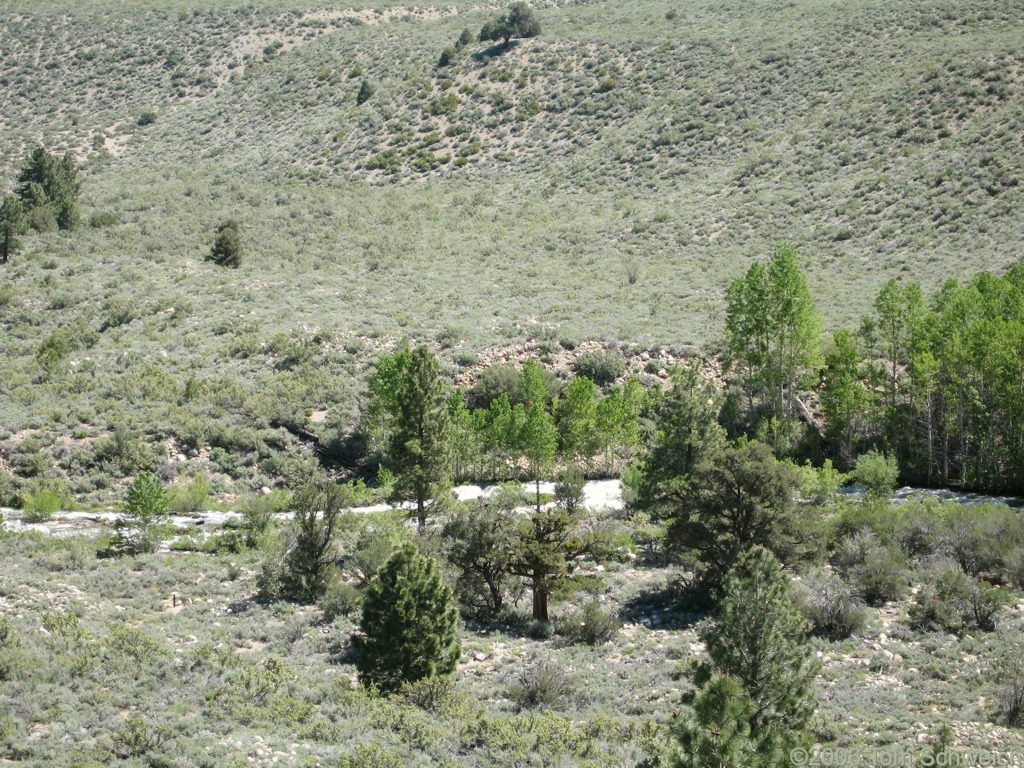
[389, 345, 451, 530]
[281, 476, 353, 604]
[0, 195, 26, 264]
[679, 546, 818, 764]
[354, 543, 460, 693]
[16, 146, 80, 231]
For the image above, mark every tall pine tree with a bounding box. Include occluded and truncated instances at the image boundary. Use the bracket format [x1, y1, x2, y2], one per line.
[388, 345, 451, 530]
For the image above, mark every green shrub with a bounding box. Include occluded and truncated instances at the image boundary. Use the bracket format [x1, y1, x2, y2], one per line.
[240, 490, 288, 548]
[168, 471, 211, 514]
[852, 450, 899, 497]
[336, 744, 403, 768]
[909, 563, 1008, 632]
[849, 545, 908, 605]
[557, 601, 620, 645]
[19, 478, 73, 521]
[320, 577, 362, 622]
[572, 348, 626, 385]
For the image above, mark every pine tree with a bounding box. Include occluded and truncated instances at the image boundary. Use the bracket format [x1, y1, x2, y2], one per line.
[668, 441, 802, 592]
[388, 345, 451, 530]
[208, 219, 243, 268]
[671, 673, 760, 768]
[683, 546, 818, 763]
[633, 364, 726, 518]
[16, 146, 80, 231]
[0, 195, 26, 264]
[353, 543, 460, 693]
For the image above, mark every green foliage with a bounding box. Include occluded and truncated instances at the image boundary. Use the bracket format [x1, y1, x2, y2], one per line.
[16, 146, 80, 231]
[852, 449, 899, 497]
[821, 329, 873, 465]
[479, 2, 541, 47]
[507, 657, 577, 711]
[671, 673, 760, 768]
[556, 600, 620, 646]
[686, 547, 818, 761]
[116, 471, 170, 554]
[356, 78, 375, 106]
[354, 543, 460, 694]
[319, 577, 362, 623]
[387, 345, 452, 529]
[442, 492, 519, 615]
[724, 243, 822, 427]
[796, 567, 866, 640]
[167, 471, 210, 514]
[631, 364, 725, 518]
[239, 490, 288, 549]
[19, 478, 74, 521]
[908, 563, 1008, 633]
[208, 219, 243, 268]
[667, 441, 804, 592]
[991, 635, 1024, 728]
[572, 348, 626, 385]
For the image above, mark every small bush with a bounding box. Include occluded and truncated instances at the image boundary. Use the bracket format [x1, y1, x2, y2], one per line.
[852, 450, 899, 497]
[850, 546, 908, 605]
[798, 568, 866, 640]
[19, 478, 73, 521]
[508, 658, 577, 710]
[137, 110, 158, 126]
[572, 349, 626, 385]
[557, 601, 619, 645]
[320, 578, 362, 622]
[168, 471, 210, 514]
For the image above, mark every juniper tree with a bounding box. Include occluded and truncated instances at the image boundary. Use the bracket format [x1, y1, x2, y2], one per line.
[479, 1, 541, 47]
[281, 476, 353, 604]
[208, 219, 243, 268]
[353, 543, 460, 693]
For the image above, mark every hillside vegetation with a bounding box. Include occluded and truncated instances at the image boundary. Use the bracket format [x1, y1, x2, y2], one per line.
[1, 0, 1023, 501]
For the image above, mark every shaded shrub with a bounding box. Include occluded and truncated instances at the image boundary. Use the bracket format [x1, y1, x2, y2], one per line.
[849, 545, 908, 606]
[572, 348, 626, 385]
[557, 601, 620, 646]
[320, 578, 362, 622]
[909, 563, 1008, 633]
[797, 568, 866, 640]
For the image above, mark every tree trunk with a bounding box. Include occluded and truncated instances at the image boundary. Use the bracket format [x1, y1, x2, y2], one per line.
[532, 587, 548, 623]
[535, 477, 541, 515]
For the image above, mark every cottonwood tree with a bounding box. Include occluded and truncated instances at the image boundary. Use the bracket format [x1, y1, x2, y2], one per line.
[820, 328, 873, 465]
[0, 196, 26, 264]
[354, 543, 460, 693]
[479, 2, 540, 47]
[116, 472, 170, 554]
[676, 547, 818, 766]
[724, 244, 822, 426]
[388, 345, 452, 530]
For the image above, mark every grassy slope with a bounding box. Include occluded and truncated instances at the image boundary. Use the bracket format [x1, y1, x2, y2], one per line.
[0, 0, 1022, 500]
